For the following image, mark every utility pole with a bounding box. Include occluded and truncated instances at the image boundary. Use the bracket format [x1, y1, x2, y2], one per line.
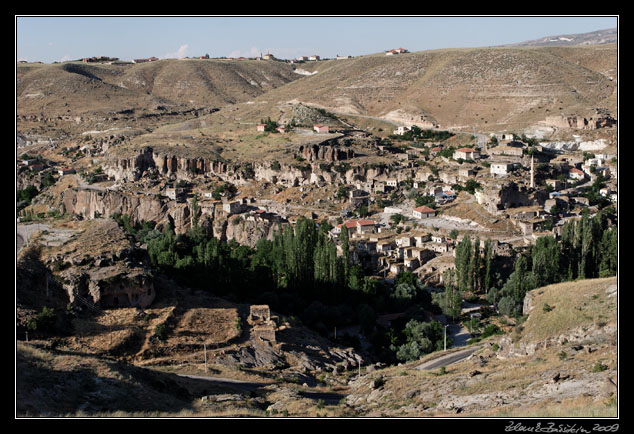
[444, 325, 449, 351]
[204, 343, 207, 372]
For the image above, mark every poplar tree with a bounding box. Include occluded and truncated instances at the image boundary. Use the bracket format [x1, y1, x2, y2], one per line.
[455, 235, 472, 294]
[472, 236, 481, 294]
[532, 236, 560, 287]
[339, 224, 350, 284]
[483, 238, 493, 294]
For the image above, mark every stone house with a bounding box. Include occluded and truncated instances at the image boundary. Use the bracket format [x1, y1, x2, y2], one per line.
[356, 219, 377, 234]
[453, 148, 480, 161]
[248, 305, 277, 346]
[223, 200, 247, 214]
[385, 179, 399, 188]
[490, 162, 514, 176]
[414, 233, 431, 246]
[376, 240, 395, 254]
[396, 236, 415, 248]
[458, 167, 474, 179]
[489, 146, 523, 157]
[404, 257, 420, 270]
[545, 179, 564, 190]
[389, 262, 405, 275]
[165, 186, 184, 201]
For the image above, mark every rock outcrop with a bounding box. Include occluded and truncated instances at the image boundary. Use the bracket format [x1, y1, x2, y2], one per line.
[299, 144, 354, 162]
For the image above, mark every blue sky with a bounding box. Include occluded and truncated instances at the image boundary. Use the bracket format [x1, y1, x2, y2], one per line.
[16, 16, 618, 63]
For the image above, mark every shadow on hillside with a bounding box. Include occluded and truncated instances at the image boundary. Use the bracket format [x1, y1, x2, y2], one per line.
[16, 343, 267, 417]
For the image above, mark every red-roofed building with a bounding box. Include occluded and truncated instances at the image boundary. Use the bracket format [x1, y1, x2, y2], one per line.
[256, 124, 266, 132]
[453, 147, 480, 160]
[314, 124, 329, 133]
[413, 206, 436, 219]
[334, 219, 359, 235]
[356, 219, 377, 234]
[569, 168, 585, 180]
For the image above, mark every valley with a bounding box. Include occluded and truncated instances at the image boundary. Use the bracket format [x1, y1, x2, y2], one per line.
[16, 33, 618, 420]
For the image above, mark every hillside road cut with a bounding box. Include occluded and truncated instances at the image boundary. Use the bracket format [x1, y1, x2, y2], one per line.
[415, 345, 482, 371]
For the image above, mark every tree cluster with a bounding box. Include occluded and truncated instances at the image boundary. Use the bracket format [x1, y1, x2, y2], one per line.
[488, 210, 617, 317]
[138, 216, 448, 363]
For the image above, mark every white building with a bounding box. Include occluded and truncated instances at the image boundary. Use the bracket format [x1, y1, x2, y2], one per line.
[394, 126, 411, 135]
[490, 162, 514, 176]
[413, 206, 436, 219]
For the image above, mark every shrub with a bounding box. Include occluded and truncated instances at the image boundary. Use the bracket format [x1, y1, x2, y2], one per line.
[27, 306, 56, 333]
[481, 323, 503, 338]
[154, 323, 167, 342]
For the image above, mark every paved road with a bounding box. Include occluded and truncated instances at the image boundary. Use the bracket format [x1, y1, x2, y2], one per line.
[447, 323, 471, 347]
[415, 345, 481, 371]
[16, 223, 49, 254]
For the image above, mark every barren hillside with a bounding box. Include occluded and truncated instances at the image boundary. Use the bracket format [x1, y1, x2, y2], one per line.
[16, 58, 300, 117]
[246, 45, 617, 134]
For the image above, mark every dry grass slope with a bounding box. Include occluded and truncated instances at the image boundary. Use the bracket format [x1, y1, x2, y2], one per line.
[248, 45, 617, 133]
[17, 58, 300, 116]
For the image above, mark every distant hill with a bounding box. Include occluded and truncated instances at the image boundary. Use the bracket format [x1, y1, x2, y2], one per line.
[505, 27, 617, 47]
[247, 44, 617, 133]
[17, 43, 617, 137]
[16, 58, 300, 117]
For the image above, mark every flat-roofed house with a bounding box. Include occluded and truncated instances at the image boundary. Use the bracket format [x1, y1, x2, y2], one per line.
[385, 179, 398, 188]
[396, 236, 415, 248]
[491, 162, 514, 176]
[453, 148, 480, 161]
[404, 257, 420, 270]
[376, 239, 395, 254]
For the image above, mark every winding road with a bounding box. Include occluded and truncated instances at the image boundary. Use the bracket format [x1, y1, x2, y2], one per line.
[415, 345, 482, 371]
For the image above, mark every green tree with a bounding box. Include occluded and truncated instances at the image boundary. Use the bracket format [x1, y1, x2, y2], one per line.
[434, 269, 462, 320]
[340, 224, 350, 283]
[532, 236, 560, 287]
[455, 235, 473, 294]
[483, 238, 493, 294]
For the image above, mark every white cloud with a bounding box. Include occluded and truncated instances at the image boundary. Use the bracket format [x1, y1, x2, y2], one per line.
[163, 44, 189, 59]
[228, 47, 264, 59]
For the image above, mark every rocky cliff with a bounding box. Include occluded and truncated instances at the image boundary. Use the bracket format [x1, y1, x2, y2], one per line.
[58, 186, 281, 247]
[104, 146, 399, 188]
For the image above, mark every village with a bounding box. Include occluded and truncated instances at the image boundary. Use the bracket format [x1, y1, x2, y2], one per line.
[15, 18, 619, 418]
[17, 104, 618, 292]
